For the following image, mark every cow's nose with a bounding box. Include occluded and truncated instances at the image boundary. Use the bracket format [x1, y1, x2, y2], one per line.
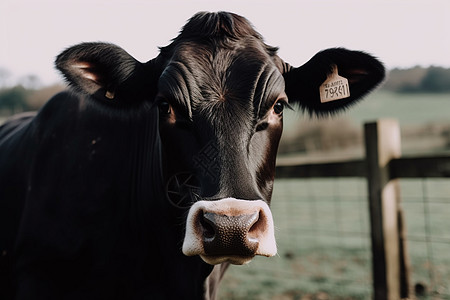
[182, 198, 277, 265]
[200, 211, 260, 256]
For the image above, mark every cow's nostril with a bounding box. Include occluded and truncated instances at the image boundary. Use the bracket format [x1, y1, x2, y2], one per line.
[200, 212, 216, 240]
[249, 211, 266, 237]
[248, 211, 260, 231]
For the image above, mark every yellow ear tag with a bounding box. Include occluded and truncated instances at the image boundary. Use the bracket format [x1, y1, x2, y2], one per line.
[319, 65, 350, 103]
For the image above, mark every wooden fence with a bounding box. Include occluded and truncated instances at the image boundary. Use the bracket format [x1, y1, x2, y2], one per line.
[275, 119, 450, 300]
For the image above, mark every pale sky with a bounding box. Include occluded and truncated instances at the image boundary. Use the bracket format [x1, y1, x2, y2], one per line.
[1, 0, 449, 86]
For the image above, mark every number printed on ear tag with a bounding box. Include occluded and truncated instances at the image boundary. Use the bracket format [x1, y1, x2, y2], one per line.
[319, 65, 350, 103]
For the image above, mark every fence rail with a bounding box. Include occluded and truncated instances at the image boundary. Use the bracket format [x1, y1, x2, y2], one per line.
[276, 159, 366, 178]
[274, 119, 450, 300]
[276, 156, 450, 179]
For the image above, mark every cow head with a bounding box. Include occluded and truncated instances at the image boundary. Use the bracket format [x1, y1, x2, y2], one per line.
[56, 12, 384, 266]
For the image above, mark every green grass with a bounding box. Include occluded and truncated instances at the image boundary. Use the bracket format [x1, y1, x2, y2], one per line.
[283, 91, 450, 136]
[345, 91, 450, 127]
[218, 178, 450, 300]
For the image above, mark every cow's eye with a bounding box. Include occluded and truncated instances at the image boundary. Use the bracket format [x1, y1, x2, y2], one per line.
[273, 101, 285, 115]
[158, 101, 172, 115]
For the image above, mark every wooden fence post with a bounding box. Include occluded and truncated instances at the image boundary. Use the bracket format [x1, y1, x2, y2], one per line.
[365, 119, 410, 300]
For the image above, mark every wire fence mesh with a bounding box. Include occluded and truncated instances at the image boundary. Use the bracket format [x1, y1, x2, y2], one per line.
[400, 179, 450, 299]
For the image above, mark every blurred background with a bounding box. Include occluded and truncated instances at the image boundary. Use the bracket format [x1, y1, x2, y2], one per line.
[1, 0, 449, 299]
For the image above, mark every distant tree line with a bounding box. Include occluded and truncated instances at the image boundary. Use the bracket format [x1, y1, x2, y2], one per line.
[383, 66, 450, 93]
[0, 68, 64, 116]
[0, 83, 64, 116]
[0, 85, 28, 114]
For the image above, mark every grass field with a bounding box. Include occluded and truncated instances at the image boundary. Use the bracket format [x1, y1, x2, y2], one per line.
[279, 91, 450, 159]
[218, 178, 450, 300]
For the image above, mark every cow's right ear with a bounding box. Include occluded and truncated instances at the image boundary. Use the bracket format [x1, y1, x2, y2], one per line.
[56, 42, 147, 101]
[280, 48, 385, 116]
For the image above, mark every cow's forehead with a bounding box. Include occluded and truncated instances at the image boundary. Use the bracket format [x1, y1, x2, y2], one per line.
[157, 39, 285, 119]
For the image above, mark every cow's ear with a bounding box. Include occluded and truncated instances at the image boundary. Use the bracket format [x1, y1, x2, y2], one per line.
[55, 42, 145, 101]
[281, 48, 385, 115]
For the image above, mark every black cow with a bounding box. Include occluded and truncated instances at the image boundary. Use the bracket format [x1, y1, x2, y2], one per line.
[0, 12, 384, 300]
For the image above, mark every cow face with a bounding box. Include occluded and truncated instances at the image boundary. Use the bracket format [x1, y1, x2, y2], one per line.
[56, 12, 384, 266]
[156, 39, 285, 264]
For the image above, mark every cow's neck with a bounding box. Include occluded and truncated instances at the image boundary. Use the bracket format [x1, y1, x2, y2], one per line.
[204, 263, 230, 300]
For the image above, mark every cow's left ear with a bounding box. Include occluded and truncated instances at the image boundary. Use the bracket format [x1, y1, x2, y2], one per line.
[281, 48, 385, 115]
[56, 42, 148, 101]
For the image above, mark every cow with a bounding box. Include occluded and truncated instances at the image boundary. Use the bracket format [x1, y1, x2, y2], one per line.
[0, 11, 384, 300]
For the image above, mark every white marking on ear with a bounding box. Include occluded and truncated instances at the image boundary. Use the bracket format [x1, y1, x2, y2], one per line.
[72, 62, 92, 69]
[105, 90, 115, 99]
[72, 62, 99, 83]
